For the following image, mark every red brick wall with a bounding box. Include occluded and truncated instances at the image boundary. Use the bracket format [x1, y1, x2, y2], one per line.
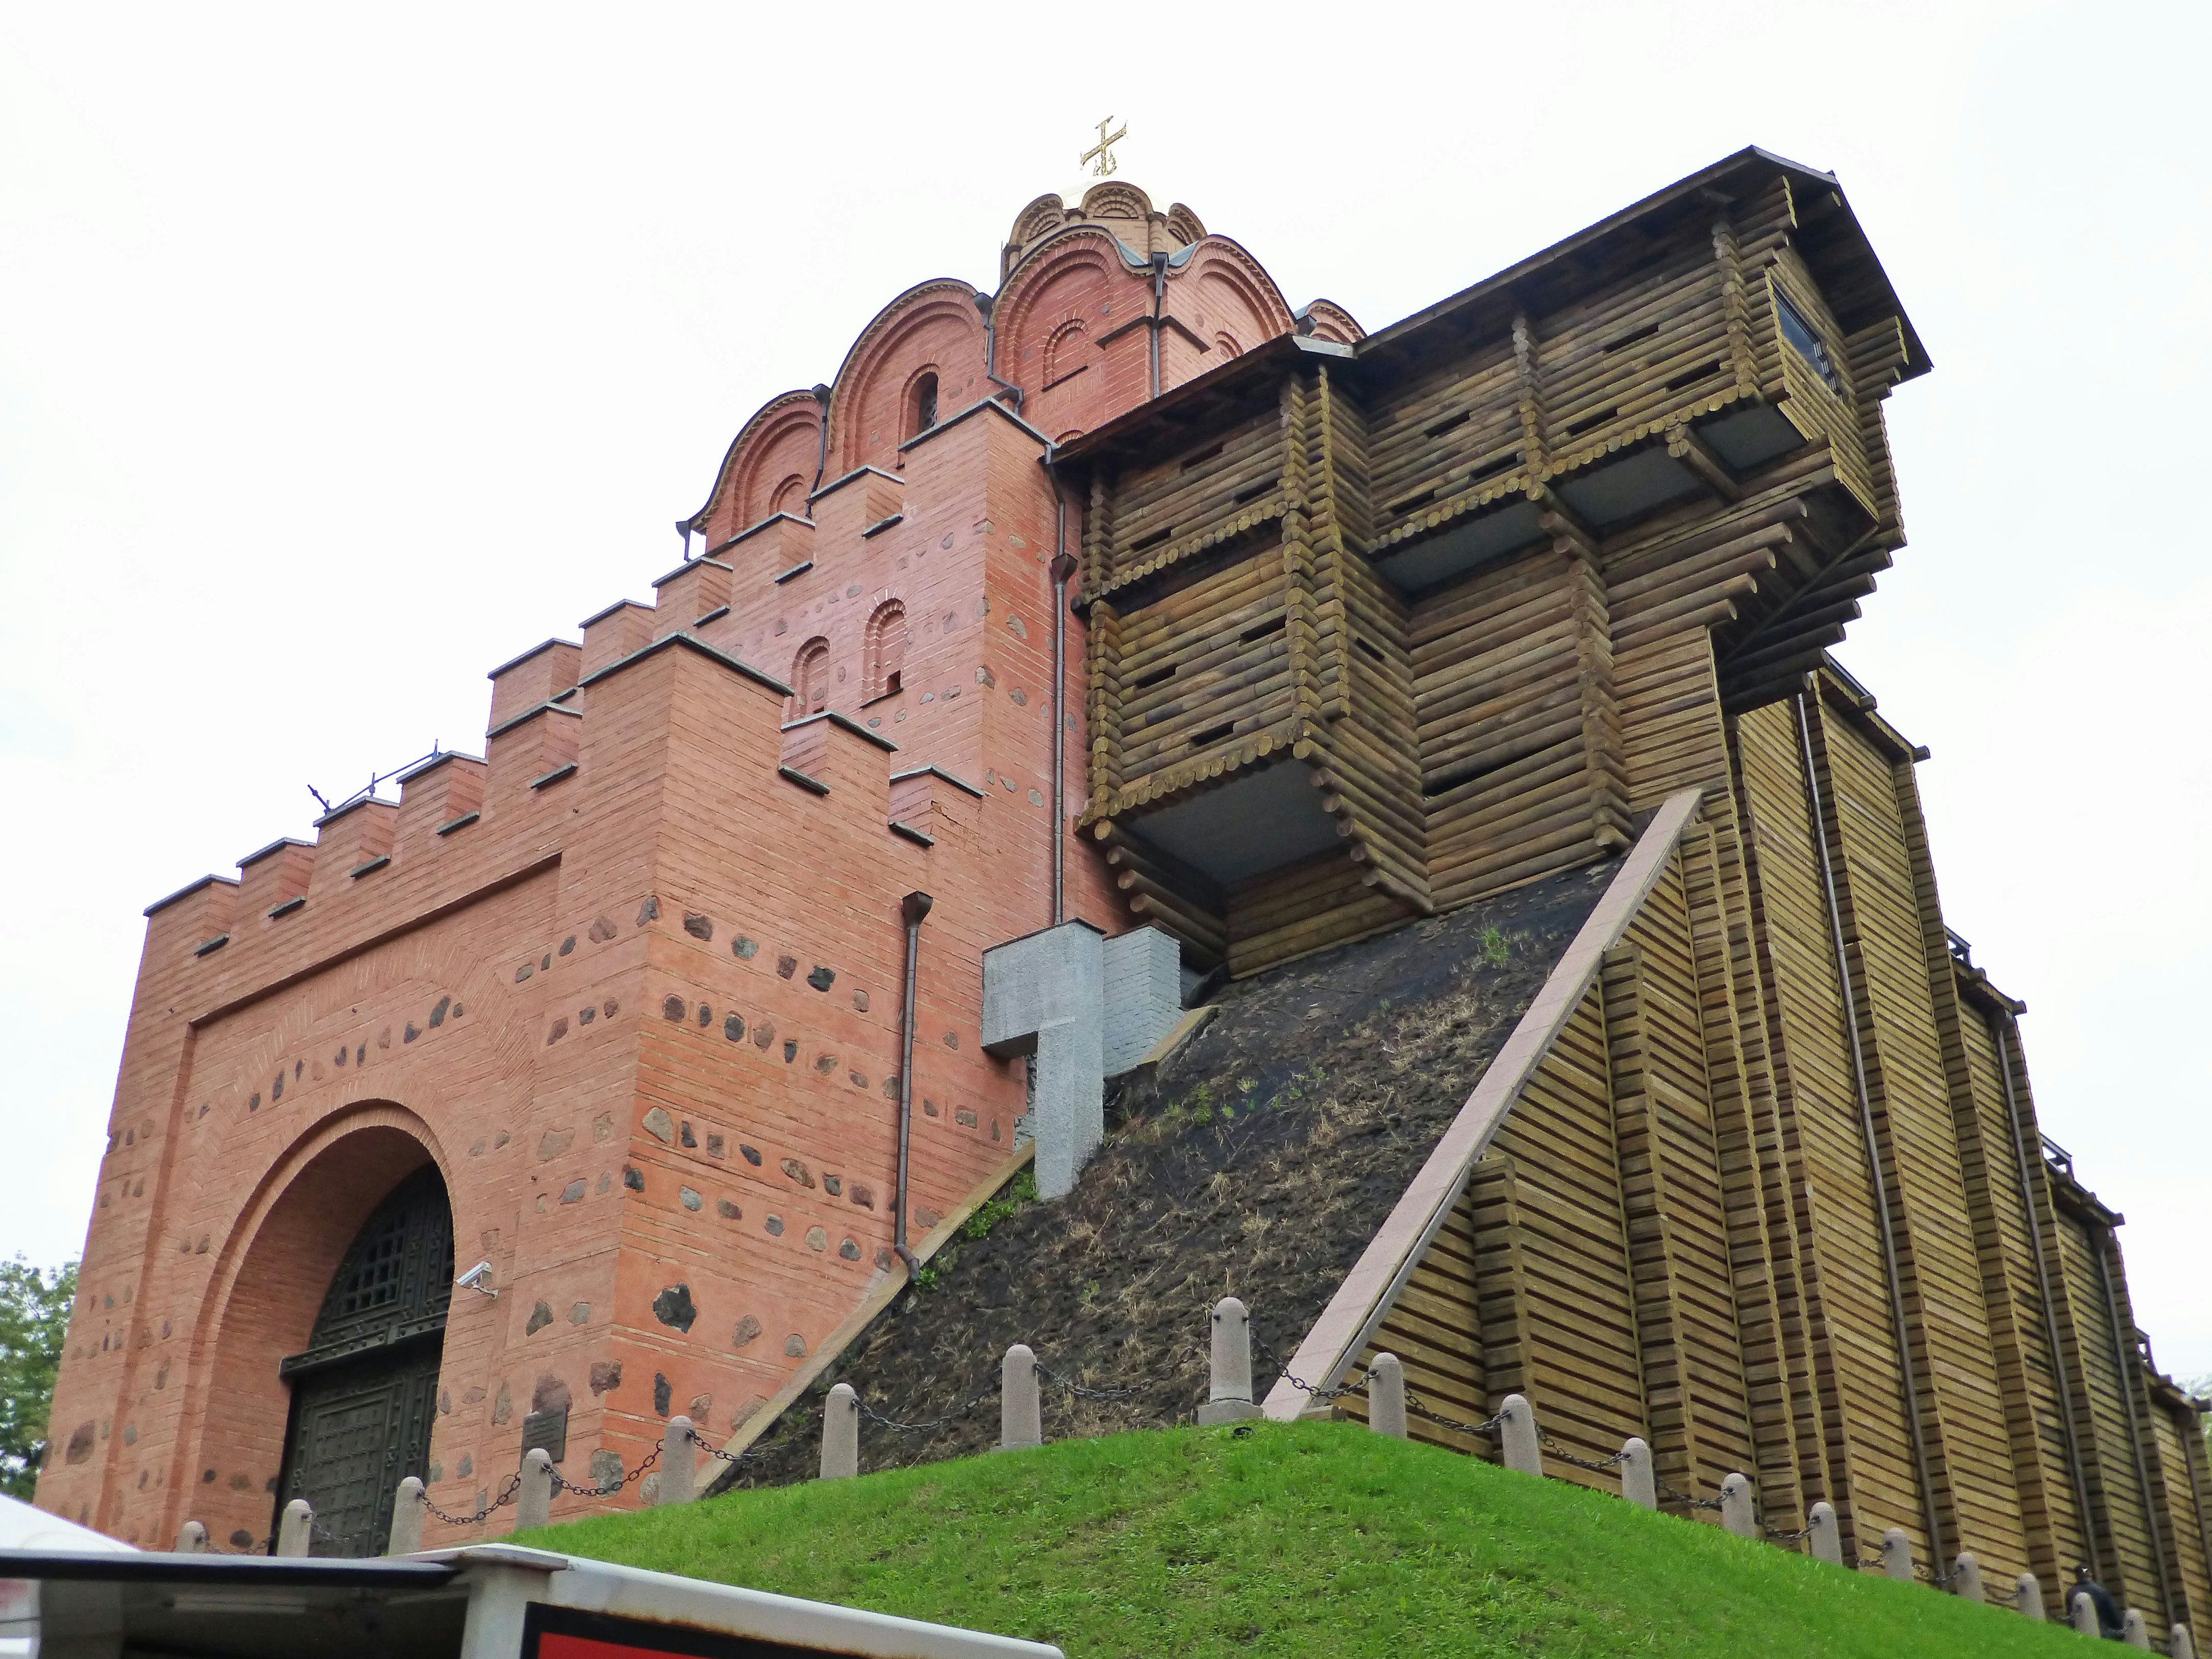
[39, 192, 1291, 1546]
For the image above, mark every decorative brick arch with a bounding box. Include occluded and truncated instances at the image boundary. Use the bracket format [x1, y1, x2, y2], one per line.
[687, 390, 823, 549]
[789, 636, 832, 717]
[160, 1104, 454, 1552]
[863, 600, 908, 700]
[1177, 240, 1297, 352]
[825, 281, 987, 476]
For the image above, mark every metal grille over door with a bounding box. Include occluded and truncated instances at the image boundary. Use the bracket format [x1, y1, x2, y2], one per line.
[275, 1164, 453, 1555]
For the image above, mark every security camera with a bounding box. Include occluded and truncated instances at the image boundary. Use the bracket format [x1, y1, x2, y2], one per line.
[455, 1261, 498, 1297]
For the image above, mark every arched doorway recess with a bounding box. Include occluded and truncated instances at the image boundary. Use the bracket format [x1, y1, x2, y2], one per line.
[274, 1164, 453, 1555]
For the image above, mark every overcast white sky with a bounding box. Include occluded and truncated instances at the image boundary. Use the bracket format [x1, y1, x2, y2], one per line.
[3, 2, 2206, 1378]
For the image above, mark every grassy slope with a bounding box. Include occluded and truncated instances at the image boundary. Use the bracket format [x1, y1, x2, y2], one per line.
[522, 1423, 2082, 1658]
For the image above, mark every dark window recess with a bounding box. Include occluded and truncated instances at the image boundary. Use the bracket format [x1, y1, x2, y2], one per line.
[1465, 453, 1520, 487]
[909, 372, 938, 435]
[1232, 479, 1274, 504]
[1128, 526, 1173, 553]
[1388, 488, 1435, 514]
[1423, 410, 1469, 437]
[1355, 637, 1387, 664]
[1774, 291, 1841, 390]
[1563, 406, 1616, 437]
[1133, 664, 1176, 690]
[1238, 615, 1286, 645]
[883, 670, 902, 696]
[1602, 320, 1660, 354]
[1190, 721, 1236, 748]
[1667, 361, 1725, 392]
[1179, 442, 1224, 470]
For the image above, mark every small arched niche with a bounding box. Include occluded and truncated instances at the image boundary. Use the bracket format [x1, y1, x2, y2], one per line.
[907, 371, 939, 438]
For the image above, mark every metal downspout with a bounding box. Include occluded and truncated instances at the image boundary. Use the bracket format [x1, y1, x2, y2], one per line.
[1995, 1010, 2100, 1577]
[1050, 486, 1076, 925]
[2092, 1224, 2179, 1624]
[1795, 688, 1949, 1571]
[976, 291, 1025, 412]
[808, 383, 832, 495]
[1149, 252, 1167, 399]
[893, 891, 934, 1271]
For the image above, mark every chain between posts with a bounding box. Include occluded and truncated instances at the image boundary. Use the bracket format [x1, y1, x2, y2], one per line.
[1658, 1478, 1725, 1513]
[549, 1442, 658, 1499]
[855, 1376, 1000, 1435]
[1035, 1361, 1138, 1403]
[1537, 1427, 1635, 1474]
[422, 1469, 523, 1528]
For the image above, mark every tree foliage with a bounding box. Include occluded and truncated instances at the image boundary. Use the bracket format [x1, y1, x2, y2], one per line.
[1, 1257, 78, 1499]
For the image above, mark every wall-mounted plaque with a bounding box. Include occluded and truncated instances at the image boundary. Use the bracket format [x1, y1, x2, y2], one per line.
[520, 1407, 569, 1465]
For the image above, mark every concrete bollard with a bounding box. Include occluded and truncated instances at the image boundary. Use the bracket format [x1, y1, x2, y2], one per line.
[1366, 1354, 1407, 1438]
[1619, 1437, 1656, 1510]
[1880, 1527, 1914, 1582]
[1498, 1393, 1543, 1478]
[2122, 1609, 2150, 1650]
[276, 1498, 313, 1558]
[1198, 1297, 1260, 1425]
[385, 1478, 425, 1555]
[1808, 1501, 1843, 1566]
[172, 1521, 207, 1554]
[657, 1416, 696, 1506]
[1952, 1551, 1983, 1603]
[1718, 1473, 1758, 1540]
[2014, 1573, 2044, 1621]
[2070, 1589, 2100, 1637]
[821, 1383, 859, 1479]
[1000, 1344, 1041, 1451]
[2171, 1621, 2196, 1659]
[514, 1448, 554, 1531]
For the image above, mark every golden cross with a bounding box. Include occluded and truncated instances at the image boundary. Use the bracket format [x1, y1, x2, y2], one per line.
[1080, 116, 1126, 179]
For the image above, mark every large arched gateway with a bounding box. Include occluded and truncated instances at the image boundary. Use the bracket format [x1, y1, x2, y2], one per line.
[272, 1164, 454, 1555]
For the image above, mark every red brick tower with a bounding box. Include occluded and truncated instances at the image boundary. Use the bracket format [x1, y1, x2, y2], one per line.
[35, 181, 1347, 1552]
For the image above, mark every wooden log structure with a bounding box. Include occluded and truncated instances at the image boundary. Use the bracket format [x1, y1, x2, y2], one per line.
[1044, 147, 2209, 1639]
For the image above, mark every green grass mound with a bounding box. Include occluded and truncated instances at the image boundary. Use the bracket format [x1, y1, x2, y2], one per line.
[522, 1422, 2081, 1658]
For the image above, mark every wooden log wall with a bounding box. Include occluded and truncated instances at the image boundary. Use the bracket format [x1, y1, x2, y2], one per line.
[1052, 156, 2207, 1618]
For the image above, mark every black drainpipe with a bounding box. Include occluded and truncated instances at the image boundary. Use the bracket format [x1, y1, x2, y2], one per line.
[1995, 1010, 2100, 1578]
[1148, 251, 1168, 398]
[2092, 1226, 2177, 1624]
[1050, 490, 1077, 927]
[893, 890, 934, 1270]
[976, 291, 1025, 412]
[1795, 687, 1948, 1571]
[808, 383, 832, 496]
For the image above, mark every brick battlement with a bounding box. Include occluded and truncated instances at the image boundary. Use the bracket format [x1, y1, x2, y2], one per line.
[44, 177, 1320, 1552]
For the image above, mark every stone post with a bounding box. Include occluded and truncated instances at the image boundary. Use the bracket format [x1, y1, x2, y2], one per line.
[1880, 1527, 1914, 1582]
[2122, 1609, 2150, 1650]
[1498, 1393, 1542, 1478]
[656, 1416, 696, 1506]
[821, 1383, 859, 1479]
[1366, 1354, 1407, 1438]
[1619, 1438, 1656, 1509]
[514, 1449, 554, 1531]
[276, 1498, 313, 1558]
[2171, 1620, 2196, 1659]
[1718, 1474, 1758, 1540]
[385, 1479, 425, 1555]
[2015, 1573, 2044, 1621]
[1198, 1297, 1260, 1425]
[1952, 1552, 1983, 1603]
[1808, 1502, 1843, 1566]
[171, 1521, 207, 1554]
[1000, 1345, 1041, 1450]
[2070, 1589, 2100, 1637]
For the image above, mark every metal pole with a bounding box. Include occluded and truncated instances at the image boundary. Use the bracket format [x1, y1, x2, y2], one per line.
[893, 891, 933, 1269]
[1794, 688, 1947, 1570]
[1050, 528, 1076, 926]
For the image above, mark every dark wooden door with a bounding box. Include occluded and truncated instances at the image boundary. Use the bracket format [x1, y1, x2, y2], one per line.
[276, 1164, 453, 1556]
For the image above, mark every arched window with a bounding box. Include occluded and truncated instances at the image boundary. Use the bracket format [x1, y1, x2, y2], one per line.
[1044, 320, 1088, 388]
[770, 474, 808, 517]
[865, 601, 908, 700]
[791, 637, 831, 718]
[908, 372, 938, 437]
